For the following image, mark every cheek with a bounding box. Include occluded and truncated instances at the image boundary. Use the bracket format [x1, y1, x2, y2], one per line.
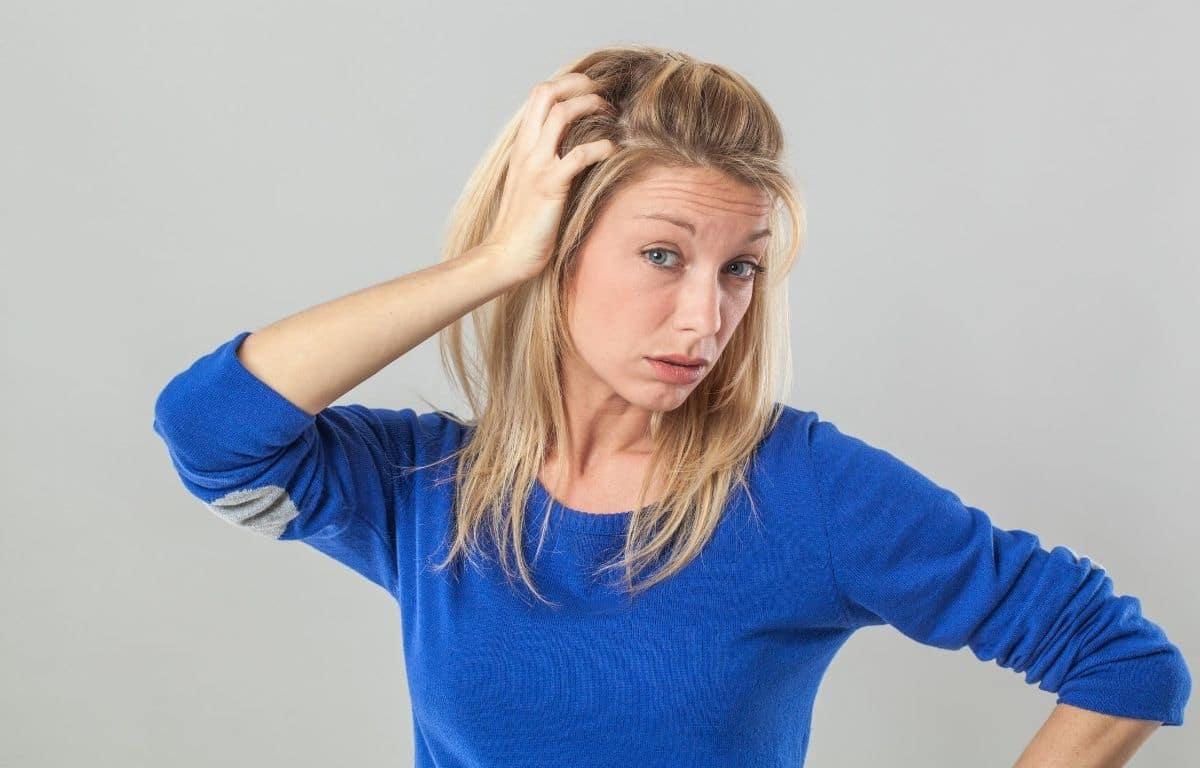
[571, 259, 655, 323]
[571, 287, 655, 351]
[567, 287, 659, 372]
[727, 292, 753, 326]
[712, 293, 752, 347]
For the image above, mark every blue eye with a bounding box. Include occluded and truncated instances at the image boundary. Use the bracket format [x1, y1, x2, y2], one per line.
[728, 261, 765, 280]
[641, 248, 765, 282]
[643, 247, 678, 268]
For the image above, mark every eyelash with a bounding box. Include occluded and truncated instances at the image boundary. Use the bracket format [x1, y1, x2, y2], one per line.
[640, 247, 766, 281]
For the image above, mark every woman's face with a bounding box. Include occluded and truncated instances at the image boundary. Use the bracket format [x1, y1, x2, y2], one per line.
[562, 164, 772, 412]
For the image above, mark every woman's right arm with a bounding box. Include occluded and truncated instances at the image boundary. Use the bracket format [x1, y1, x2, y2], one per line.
[235, 73, 618, 418]
[235, 246, 524, 418]
[151, 73, 616, 594]
[147, 252, 530, 596]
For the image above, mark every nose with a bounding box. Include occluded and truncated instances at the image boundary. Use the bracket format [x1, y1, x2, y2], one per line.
[674, 271, 723, 338]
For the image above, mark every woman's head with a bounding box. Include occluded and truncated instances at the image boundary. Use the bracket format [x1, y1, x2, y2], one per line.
[562, 162, 772, 418]
[542, 46, 804, 419]
[425, 45, 807, 605]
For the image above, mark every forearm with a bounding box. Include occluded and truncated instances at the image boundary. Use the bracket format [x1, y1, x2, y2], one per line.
[1012, 703, 1161, 768]
[236, 246, 519, 416]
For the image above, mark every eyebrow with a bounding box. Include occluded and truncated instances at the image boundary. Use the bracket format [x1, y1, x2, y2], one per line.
[634, 212, 771, 243]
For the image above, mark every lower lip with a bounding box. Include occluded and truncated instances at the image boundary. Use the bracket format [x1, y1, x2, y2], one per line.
[647, 358, 706, 384]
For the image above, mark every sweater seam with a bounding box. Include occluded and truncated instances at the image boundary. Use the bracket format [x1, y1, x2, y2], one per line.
[374, 414, 401, 597]
[809, 419, 853, 628]
[383, 429, 401, 595]
[326, 408, 400, 597]
[351, 506, 395, 594]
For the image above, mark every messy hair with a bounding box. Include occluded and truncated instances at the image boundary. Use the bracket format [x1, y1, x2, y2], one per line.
[412, 44, 806, 607]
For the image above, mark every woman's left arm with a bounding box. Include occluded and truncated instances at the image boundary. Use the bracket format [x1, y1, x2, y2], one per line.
[806, 413, 1191, 729]
[1012, 703, 1160, 768]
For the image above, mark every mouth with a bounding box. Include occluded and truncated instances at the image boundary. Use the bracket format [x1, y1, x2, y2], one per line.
[646, 357, 707, 383]
[650, 357, 704, 369]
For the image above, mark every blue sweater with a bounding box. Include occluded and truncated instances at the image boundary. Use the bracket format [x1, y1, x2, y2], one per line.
[153, 330, 1191, 766]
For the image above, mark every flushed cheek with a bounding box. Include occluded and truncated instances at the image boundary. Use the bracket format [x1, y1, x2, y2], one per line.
[573, 305, 640, 371]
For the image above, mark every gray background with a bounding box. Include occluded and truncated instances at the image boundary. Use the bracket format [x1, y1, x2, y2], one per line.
[3, 1, 1196, 765]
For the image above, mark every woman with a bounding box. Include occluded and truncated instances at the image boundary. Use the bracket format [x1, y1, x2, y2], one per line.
[152, 45, 1189, 766]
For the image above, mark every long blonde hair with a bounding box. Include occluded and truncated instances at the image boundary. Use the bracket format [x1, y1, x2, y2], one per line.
[411, 44, 806, 607]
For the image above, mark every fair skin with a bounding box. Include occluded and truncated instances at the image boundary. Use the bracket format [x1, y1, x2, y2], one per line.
[542, 163, 771, 491]
[1012, 703, 1160, 767]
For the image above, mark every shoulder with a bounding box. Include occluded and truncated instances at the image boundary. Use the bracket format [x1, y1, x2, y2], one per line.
[755, 403, 904, 496]
[757, 401, 824, 459]
[745, 403, 824, 502]
[762, 403, 882, 465]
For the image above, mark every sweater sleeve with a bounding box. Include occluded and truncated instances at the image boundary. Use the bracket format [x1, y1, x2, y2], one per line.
[807, 414, 1191, 726]
[152, 330, 411, 597]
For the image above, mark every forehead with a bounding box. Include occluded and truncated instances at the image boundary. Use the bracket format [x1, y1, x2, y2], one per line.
[607, 165, 772, 221]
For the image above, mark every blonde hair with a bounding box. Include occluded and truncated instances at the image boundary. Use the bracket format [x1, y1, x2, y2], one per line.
[411, 44, 806, 607]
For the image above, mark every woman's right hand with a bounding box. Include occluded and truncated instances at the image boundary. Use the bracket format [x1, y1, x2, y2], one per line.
[478, 72, 619, 283]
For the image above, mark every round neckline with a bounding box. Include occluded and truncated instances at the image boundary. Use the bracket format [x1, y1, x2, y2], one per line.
[531, 477, 633, 535]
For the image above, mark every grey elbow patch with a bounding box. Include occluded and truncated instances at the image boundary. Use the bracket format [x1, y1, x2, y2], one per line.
[208, 485, 298, 539]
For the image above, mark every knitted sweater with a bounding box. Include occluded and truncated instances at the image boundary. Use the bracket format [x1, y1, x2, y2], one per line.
[152, 330, 1191, 766]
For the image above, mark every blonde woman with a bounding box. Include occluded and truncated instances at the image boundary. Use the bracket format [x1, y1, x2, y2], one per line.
[153, 45, 1189, 767]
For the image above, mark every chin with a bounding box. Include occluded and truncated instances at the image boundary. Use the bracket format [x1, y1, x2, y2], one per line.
[637, 386, 693, 411]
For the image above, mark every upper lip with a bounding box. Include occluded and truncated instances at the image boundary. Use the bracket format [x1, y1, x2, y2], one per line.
[651, 354, 709, 367]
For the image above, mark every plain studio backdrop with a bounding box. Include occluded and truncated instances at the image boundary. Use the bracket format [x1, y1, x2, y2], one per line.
[2, 2, 1196, 766]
